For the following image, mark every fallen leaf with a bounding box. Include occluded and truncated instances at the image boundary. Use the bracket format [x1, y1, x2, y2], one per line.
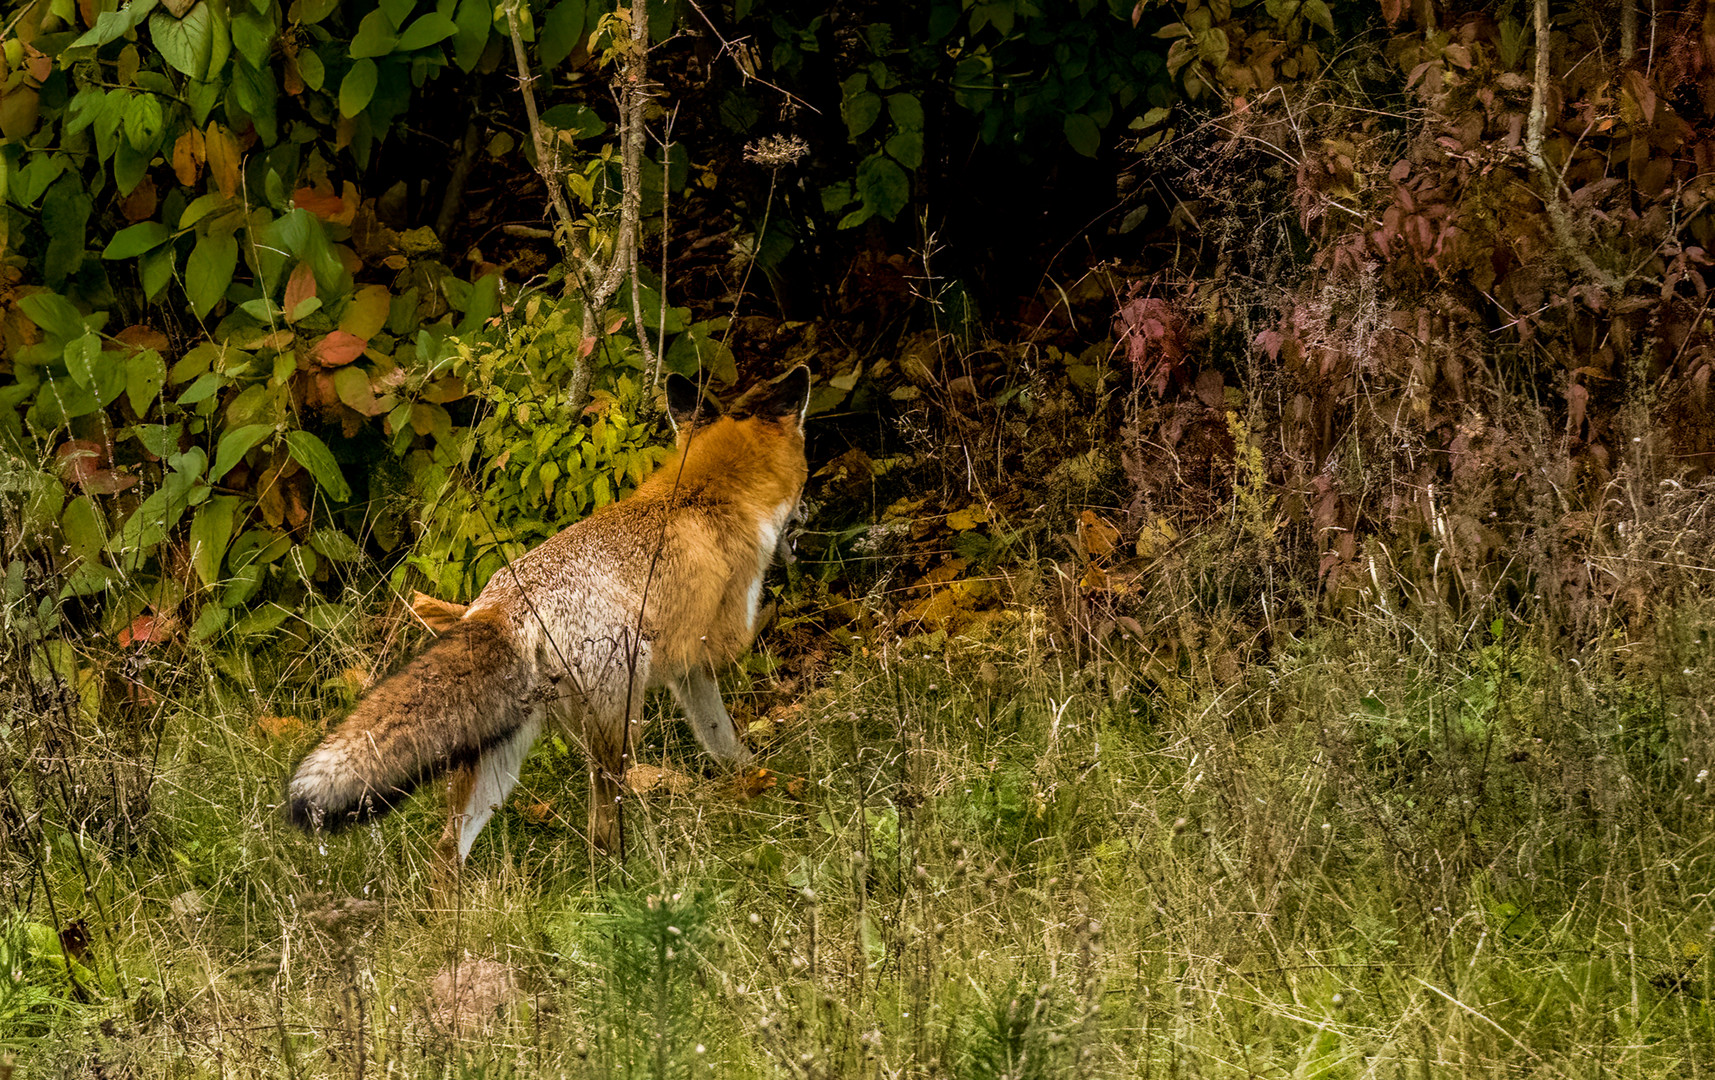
[626, 763, 696, 796]
[1079, 510, 1121, 558]
[254, 714, 304, 740]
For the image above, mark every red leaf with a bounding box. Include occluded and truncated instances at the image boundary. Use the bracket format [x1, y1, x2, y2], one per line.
[294, 185, 347, 221]
[114, 324, 170, 355]
[284, 262, 317, 317]
[55, 440, 106, 484]
[118, 613, 176, 647]
[80, 469, 140, 495]
[312, 330, 368, 367]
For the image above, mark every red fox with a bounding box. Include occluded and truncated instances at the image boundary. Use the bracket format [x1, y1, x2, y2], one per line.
[286, 366, 811, 859]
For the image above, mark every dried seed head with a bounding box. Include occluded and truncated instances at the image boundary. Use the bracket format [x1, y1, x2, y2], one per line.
[744, 134, 810, 168]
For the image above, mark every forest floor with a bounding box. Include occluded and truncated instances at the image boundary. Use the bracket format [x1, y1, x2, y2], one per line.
[7, 592, 1715, 1079]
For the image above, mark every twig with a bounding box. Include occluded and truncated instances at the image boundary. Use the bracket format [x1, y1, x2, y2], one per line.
[505, 0, 585, 280]
[1524, 0, 1621, 292]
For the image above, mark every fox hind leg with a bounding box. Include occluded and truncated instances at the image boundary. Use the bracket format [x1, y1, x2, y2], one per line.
[670, 666, 752, 765]
[437, 714, 544, 866]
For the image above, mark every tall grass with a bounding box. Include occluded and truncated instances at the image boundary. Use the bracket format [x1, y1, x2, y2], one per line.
[4, 586, 1713, 1078]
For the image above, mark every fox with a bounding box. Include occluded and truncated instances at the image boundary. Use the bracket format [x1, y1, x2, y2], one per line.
[285, 365, 812, 861]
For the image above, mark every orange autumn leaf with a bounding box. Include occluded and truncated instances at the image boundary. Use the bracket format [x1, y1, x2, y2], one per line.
[205, 122, 241, 199]
[311, 330, 367, 367]
[254, 715, 305, 740]
[293, 184, 345, 221]
[172, 127, 206, 186]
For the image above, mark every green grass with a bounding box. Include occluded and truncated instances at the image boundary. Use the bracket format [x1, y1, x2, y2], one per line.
[4, 600, 1715, 1078]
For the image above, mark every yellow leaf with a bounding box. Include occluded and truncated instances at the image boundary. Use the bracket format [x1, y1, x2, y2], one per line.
[205, 122, 241, 199]
[339, 285, 391, 339]
[946, 506, 990, 532]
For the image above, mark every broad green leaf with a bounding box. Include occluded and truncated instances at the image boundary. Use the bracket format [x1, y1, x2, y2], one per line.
[539, 0, 586, 68]
[63, 331, 102, 387]
[71, 0, 160, 47]
[191, 604, 230, 640]
[285, 430, 351, 502]
[539, 103, 605, 139]
[339, 58, 379, 117]
[397, 11, 458, 50]
[141, 246, 175, 301]
[1064, 112, 1100, 157]
[349, 10, 399, 57]
[842, 89, 882, 140]
[451, 0, 491, 70]
[186, 232, 239, 318]
[126, 349, 167, 414]
[296, 46, 326, 90]
[212, 423, 275, 481]
[886, 92, 924, 131]
[150, 4, 216, 79]
[885, 131, 923, 169]
[130, 422, 182, 458]
[19, 292, 87, 342]
[310, 528, 361, 562]
[123, 94, 164, 151]
[102, 221, 171, 260]
[190, 495, 240, 586]
[231, 10, 275, 68]
[855, 153, 910, 220]
[60, 496, 107, 564]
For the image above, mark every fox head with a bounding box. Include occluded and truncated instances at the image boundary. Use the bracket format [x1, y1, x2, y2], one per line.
[662, 366, 811, 552]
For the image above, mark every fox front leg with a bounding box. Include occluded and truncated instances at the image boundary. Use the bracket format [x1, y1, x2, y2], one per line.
[669, 666, 753, 765]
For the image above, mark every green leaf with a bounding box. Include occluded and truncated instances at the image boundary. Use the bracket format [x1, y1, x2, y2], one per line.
[212, 423, 274, 481]
[309, 528, 361, 562]
[123, 93, 165, 150]
[539, 0, 586, 67]
[19, 292, 87, 342]
[190, 495, 240, 586]
[70, 0, 159, 48]
[63, 331, 102, 387]
[285, 430, 351, 502]
[842, 89, 882, 140]
[141, 246, 175, 301]
[539, 102, 605, 139]
[451, 0, 491, 70]
[339, 58, 379, 117]
[1064, 112, 1100, 157]
[126, 349, 167, 415]
[131, 422, 182, 458]
[396, 11, 458, 50]
[102, 221, 171, 260]
[885, 131, 923, 169]
[191, 604, 230, 641]
[886, 93, 924, 131]
[296, 46, 325, 90]
[349, 9, 399, 57]
[231, 10, 275, 68]
[186, 232, 239, 318]
[855, 153, 910, 220]
[60, 496, 107, 564]
[149, 4, 216, 79]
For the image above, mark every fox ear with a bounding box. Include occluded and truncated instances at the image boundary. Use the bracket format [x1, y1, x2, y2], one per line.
[665, 373, 721, 432]
[759, 365, 812, 428]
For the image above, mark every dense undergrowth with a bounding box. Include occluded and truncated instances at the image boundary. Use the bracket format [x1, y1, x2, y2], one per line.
[4, 585, 1714, 1077]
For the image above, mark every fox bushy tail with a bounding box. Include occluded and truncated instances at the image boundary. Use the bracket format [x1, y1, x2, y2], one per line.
[285, 614, 531, 831]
